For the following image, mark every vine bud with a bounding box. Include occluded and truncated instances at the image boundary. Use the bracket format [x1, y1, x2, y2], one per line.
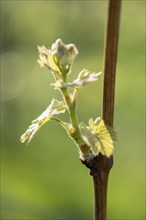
[51, 39, 78, 75]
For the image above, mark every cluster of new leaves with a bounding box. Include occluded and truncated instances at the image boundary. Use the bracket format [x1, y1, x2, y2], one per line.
[38, 39, 78, 78]
[21, 39, 116, 158]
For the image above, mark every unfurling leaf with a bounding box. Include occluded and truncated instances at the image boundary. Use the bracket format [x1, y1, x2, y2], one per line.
[80, 117, 116, 157]
[38, 39, 78, 76]
[80, 122, 97, 153]
[51, 69, 102, 90]
[20, 99, 66, 144]
[72, 69, 102, 88]
[51, 39, 78, 74]
[37, 45, 61, 80]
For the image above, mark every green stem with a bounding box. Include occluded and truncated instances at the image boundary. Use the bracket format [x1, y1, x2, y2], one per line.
[61, 87, 84, 145]
[50, 117, 70, 132]
[59, 73, 91, 158]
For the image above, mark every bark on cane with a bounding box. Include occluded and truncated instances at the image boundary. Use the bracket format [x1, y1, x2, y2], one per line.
[92, 0, 121, 219]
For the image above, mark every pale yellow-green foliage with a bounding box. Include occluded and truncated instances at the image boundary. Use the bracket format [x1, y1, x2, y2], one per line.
[20, 99, 66, 144]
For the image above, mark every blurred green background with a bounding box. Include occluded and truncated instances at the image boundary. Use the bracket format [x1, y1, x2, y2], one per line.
[1, 1, 145, 219]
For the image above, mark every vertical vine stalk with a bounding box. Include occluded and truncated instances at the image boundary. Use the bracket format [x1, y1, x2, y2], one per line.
[92, 0, 122, 220]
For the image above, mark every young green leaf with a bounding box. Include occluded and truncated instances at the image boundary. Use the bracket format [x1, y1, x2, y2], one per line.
[89, 117, 116, 157]
[80, 122, 97, 153]
[71, 69, 102, 89]
[37, 45, 61, 80]
[20, 99, 66, 144]
[80, 118, 116, 157]
[51, 69, 102, 90]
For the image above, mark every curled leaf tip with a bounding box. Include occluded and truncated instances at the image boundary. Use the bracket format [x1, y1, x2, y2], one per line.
[20, 123, 39, 144]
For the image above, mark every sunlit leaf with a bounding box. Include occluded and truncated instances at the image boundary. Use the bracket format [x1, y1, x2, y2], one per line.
[37, 45, 61, 79]
[51, 69, 102, 89]
[80, 118, 116, 157]
[72, 69, 102, 88]
[20, 99, 66, 144]
[80, 122, 97, 153]
[89, 117, 116, 157]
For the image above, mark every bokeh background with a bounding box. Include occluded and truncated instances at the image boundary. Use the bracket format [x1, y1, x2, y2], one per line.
[1, 1, 145, 219]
